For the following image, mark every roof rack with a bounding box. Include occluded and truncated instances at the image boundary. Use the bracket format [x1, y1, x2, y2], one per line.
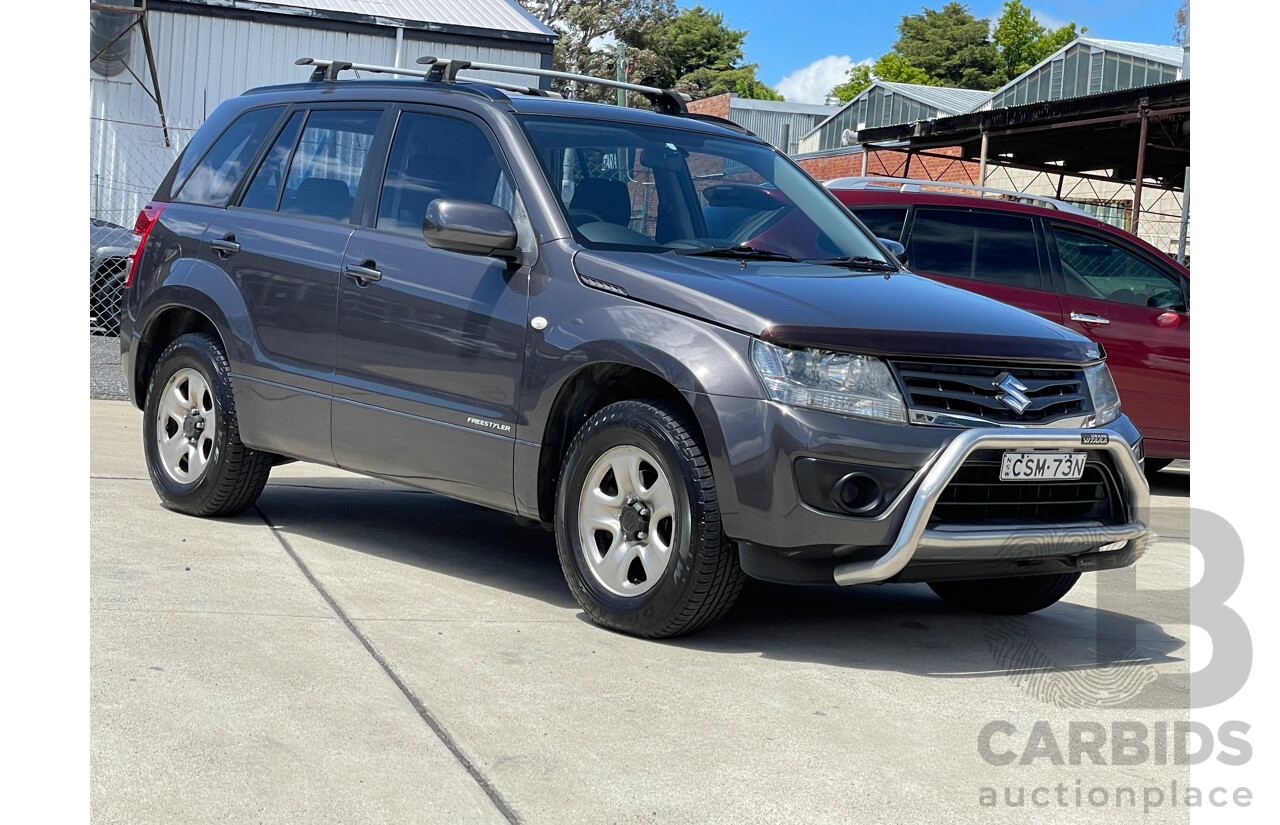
[415, 55, 691, 114]
[294, 57, 559, 97]
[823, 176, 1091, 216]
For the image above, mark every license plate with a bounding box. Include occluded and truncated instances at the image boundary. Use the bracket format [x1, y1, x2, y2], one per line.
[999, 452, 1087, 481]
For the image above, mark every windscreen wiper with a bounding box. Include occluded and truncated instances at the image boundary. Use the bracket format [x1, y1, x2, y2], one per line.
[671, 245, 798, 262]
[807, 255, 900, 272]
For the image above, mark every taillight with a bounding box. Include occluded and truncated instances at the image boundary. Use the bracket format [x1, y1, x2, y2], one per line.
[125, 201, 168, 288]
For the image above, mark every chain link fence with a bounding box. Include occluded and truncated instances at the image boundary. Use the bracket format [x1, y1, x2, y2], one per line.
[90, 116, 190, 335]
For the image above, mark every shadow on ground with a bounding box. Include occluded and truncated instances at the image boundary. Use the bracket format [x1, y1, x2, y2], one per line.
[257, 475, 1186, 707]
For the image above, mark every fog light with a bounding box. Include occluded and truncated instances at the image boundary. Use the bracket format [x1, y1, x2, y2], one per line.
[833, 473, 882, 515]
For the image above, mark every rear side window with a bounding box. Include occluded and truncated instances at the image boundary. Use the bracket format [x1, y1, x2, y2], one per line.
[376, 111, 514, 236]
[1055, 226, 1186, 311]
[240, 111, 305, 212]
[908, 209, 1042, 290]
[850, 206, 908, 242]
[280, 110, 383, 224]
[175, 107, 282, 207]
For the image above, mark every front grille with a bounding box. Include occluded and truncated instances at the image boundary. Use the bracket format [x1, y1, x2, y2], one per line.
[930, 458, 1122, 526]
[892, 360, 1089, 424]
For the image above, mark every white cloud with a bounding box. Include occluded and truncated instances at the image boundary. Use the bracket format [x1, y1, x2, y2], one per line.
[1030, 8, 1070, 31]
[776, 55, 870, 104]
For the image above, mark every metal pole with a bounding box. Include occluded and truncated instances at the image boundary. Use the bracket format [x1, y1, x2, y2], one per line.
[616, 43, 627, 107]
[393, 27, 404, 77]
[1130, 104, 1149, 236]
[1176, 166, 1190, 265]
[902, 150, 912, 179]
[137, 1, 171, 147]
[860, 145, 868, 176]
[978, 131, 989, 186]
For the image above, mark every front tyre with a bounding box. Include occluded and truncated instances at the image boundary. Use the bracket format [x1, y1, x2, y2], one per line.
[555, 400, 745, 638]
[927, 572, 1081, 615]
[142, 333, 272, 517]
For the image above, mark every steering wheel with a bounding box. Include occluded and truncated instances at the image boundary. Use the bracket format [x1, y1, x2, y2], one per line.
[569, 208, 608, 226]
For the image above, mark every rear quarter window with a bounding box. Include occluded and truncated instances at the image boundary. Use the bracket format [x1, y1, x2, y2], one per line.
[175, 107, 283, 207]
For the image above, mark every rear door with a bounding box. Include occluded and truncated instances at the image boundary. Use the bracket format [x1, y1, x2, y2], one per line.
[902, 207, 1063, 324]
[1047, 222, 1190, 450]
[331, 106, 529, 511]
[202, 105, 388, 463]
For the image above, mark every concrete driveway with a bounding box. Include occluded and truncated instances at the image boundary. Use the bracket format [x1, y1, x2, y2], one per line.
[91, 399, 1192, 824]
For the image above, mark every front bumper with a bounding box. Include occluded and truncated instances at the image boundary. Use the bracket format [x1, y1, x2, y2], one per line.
[832, 428, 1148, 585]
[696, 395, 1147, 587]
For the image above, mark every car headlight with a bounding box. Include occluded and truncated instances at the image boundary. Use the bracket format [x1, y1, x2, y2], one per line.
[1084, 362, 1122, 427]
[750, 339, 907, 423]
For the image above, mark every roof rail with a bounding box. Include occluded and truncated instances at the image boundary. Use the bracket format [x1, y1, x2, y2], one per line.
[415, 55, 691, 114]
[294, 57, 559, 97]
[823, 176, 1092, 216]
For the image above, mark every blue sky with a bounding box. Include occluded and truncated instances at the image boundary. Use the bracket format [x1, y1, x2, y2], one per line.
[707, 1, 1186, 102]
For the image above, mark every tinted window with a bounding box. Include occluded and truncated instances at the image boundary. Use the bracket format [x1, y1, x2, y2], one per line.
[850, 207, 908, 242]
[908, 209, 1041, 290]
[280, 110, 382, 223]
[1056, 226, 1186, 311]
[376, 112, 513, 237]
[176, 107, 282, 207]
[240, 111, 304, 212]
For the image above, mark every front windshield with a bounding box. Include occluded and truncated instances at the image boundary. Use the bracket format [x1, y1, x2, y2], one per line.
[518, 115, 891, 265]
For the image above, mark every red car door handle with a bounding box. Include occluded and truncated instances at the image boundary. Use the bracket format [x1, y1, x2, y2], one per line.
[1069, 312, 1110, 326]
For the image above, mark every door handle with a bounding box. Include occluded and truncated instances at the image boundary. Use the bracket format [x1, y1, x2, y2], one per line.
[1069, 312, 1111, 326]
[344, 261, 382, 285]
[209, 234, 240, 257]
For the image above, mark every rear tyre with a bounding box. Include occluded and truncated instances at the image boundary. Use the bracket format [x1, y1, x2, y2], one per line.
[142, 333, 272, 517]
[927, 572, 1081, 615]
[555, 400, 745, 638]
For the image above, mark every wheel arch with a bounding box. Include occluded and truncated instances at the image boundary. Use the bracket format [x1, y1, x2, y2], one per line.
[132, 304, 224, 408]
[534, 362, 707, 525]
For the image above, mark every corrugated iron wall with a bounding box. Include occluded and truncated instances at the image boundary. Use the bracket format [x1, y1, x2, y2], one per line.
[90, 9, 546, 227]
[729, 108, 828, 155]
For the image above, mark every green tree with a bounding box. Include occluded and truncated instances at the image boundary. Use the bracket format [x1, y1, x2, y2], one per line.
[632, 4, 782, 100]
[1173, 0, 1189, 45]
[830, 63, 873, 102]
[893, 2, 1000, 90]
[992, 0, 1081, 83]
[518, 1, 674, 100]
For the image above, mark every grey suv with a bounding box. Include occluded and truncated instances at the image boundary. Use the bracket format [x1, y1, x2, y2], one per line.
[120, 58, 1149, 638]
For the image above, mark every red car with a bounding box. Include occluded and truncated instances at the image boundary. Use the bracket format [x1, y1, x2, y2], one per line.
[827, 178, 1189, 469]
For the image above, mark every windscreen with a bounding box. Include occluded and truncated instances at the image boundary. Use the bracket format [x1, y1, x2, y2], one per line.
[518, 116, 890, 265]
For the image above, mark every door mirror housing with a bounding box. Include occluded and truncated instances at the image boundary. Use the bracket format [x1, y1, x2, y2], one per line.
[423, 199, 520, 262]
[878, 238, 907, 267]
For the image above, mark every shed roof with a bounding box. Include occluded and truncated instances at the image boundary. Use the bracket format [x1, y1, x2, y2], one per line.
[160, 0, 557, 40]
[728, 96, 835, 116]
[801, 80, 992, 141]
[875, 82, 992, 114]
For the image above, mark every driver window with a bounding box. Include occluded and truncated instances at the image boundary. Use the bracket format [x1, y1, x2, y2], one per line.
[1055, 226, 1186, 311]
[376, 111, 513, 237]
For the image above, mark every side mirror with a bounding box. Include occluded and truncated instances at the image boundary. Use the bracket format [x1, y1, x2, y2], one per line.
[878, 238, 908, 267]
[423, 199, 520, 262]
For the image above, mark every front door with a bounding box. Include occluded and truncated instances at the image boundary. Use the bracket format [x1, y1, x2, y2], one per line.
[331, 108, 529, 511]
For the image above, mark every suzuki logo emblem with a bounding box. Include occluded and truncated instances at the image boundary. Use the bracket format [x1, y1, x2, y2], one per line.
[994, 372, 1033, 414]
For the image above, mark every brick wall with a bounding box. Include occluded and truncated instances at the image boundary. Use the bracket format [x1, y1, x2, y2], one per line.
[795, 146, 983, 185]
[687, 92, 732, 120]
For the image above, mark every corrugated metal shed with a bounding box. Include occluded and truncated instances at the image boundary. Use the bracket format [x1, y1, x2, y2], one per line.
[723, 96, 837, 154]
[158, 0, 556, 39]
[977, 37, 1184, 112]
[799, 80, 987, 152]
[90, 0, 555, 227]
